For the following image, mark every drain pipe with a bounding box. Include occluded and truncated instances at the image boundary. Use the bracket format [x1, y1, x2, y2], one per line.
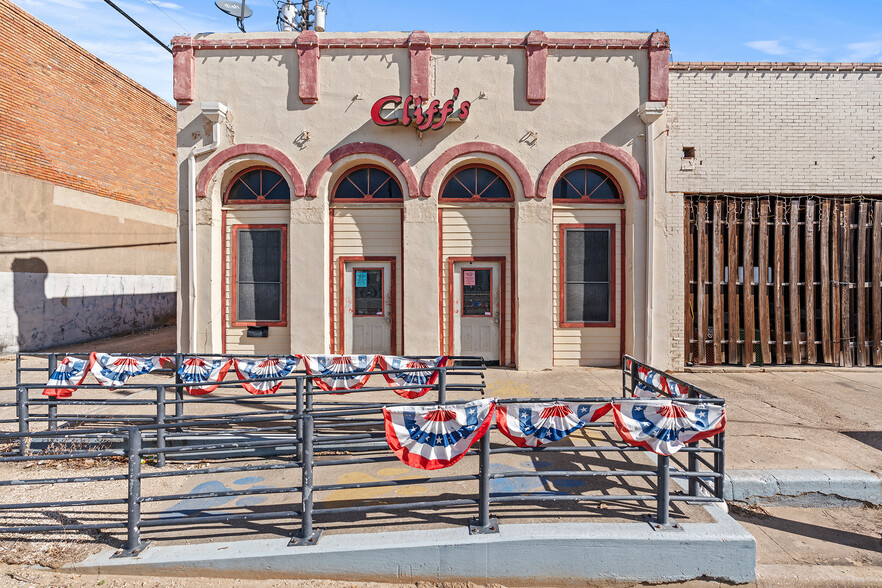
[638, 102, 665, 365]
[185, 102, 228, 352]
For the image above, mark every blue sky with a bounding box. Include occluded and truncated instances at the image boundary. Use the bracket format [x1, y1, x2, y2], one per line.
[15, 0, 882, 103]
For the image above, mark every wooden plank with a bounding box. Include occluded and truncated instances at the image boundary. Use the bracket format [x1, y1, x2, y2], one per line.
[712, 201, 724, 363]
[789, 200, 802, 365]
[757, 200, 772, 364]
[804, 200, 817, 364]
[684, 202, 694, 364]
[727, 201, 740, 364]
[855, 202, 868, 367]
[696, 201, 708, 364]
[831, 202, 841, 365]
[840, 203, 852, 367]
[742, 201, 755, 366]
[819, 200, 832, 364]
[873, 201, 882, 366]
[773, 200, 786, 364]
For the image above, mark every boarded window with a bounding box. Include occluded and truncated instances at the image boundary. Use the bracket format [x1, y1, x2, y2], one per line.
[563, 228, 611, 324]
[236, 228, 284, 323]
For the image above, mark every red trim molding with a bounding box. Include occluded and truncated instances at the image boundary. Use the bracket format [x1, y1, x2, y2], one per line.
[171, 37, 194, 105]
[525, 30, 548, 106]
[196, 143, 306, 199]
[558, 223, 616, 329]
[537, 142, 647, 200]
[408, 31, 431, 99]
[648, 31, 670, 103]
[296, 30, 320, 104]
[307, 142, 418, 199]
[421, 142, 535, 199]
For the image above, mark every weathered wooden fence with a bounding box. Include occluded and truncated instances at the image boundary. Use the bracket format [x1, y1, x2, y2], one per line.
[685, 196, 882, 367]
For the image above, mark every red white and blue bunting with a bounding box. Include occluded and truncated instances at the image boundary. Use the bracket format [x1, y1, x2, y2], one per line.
[89, 353, 171, 389]
[302, 354, 378, 392]
[632, 364, 688, 398]
[377, 356, 448, 399]
[233, 356, 301, 395]
[495, 402, 610, 448]
[611, 399, 726, 456]
[177, 357, 233, 396]
[44, 356, 92, 398]
[383, 398, 496, 470]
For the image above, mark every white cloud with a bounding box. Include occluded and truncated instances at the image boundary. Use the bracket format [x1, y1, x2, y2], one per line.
[846, 40, 882, 61]
[745, 40, 788, 55]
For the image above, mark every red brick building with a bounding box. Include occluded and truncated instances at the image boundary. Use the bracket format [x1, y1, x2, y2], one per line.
[0, 0, 177, 352]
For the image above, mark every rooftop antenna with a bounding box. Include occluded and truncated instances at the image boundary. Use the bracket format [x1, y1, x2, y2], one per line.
[215, 0, 253, 32]
[277, 0, 328, 32]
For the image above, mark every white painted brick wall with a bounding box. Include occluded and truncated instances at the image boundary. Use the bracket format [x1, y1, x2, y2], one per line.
[667, 69, 882, 195]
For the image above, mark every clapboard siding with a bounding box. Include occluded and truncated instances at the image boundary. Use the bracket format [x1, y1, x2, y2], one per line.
[332, 208, 402, 353]
[441, 208, 512, 364]
[552, 208, 623, 366]
[224, 207, 291, 354]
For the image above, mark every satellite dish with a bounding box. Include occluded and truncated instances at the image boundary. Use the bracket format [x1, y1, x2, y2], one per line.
[216, 0, 253, 19]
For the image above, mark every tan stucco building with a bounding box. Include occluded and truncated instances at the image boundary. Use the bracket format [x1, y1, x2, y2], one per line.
[173, 30, 679, 369]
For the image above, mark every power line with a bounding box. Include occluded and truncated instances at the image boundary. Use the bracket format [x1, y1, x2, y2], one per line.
[145, 0, 190, 36]
[101, 0, 173, 54]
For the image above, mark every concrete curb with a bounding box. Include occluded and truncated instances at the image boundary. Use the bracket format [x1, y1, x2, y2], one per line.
[725, 470, 882, 507]
[68, 504, 756, 584]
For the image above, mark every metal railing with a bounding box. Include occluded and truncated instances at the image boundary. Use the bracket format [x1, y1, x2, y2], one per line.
[0, 355, 726, 555]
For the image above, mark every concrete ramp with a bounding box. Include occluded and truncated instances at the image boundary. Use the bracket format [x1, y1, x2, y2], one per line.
[70, 503, 756, 584]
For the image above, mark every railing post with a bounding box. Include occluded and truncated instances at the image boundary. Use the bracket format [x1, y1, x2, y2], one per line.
[115, 426, 149, 557]
[687, 388, 699, 497]
[714, 429, 726, 499]
[469, 428, 498, 534]
[629, 357, 638, 398]
[655, 454, 670, 527]
[17, 386, 29, 456]
[305, 377, 313, 412]
[290, 414, 321, 546]
[174, 353, 185, 428]
[155, 386, 166, 468]
[295, 376, 304, 461]
[437, 366, 447, 405]
[47, 354, 58, 431]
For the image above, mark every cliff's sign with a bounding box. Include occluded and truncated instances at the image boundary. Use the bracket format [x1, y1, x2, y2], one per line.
[371, 88, 470, 130]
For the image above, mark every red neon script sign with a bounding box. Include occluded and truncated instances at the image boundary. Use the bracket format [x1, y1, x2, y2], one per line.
[371, 88, 470, 130]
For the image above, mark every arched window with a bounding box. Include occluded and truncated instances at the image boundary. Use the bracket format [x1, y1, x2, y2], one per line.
[225, 167, 290, 203]
[332, 166, 403, 201]
[440, 165, 512, 201]
[553, 165, 621, 202]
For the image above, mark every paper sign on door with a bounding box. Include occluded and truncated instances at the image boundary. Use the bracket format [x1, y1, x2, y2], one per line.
[464, 270, 475, 286]
[355, 271, 367, 287]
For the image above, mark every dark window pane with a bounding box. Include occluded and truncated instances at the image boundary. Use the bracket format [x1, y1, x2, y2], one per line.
[236, 228, 283, 323]
[228, 169, 290, 202]
[442, 166, 511, 200]
[334, 167, 402, 200]
[565, 230, 609, 283]
[354, 269, 383, 315]
[462, 269, 492, 316]
[238, 230, 281, 283]
[553, 167, 619, 201]
[565, 283, 610, 323]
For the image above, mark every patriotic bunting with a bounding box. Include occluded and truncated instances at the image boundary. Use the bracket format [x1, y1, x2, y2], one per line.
[633, 366, 688, 398]
[233, 356, 301, 395]
[178, 357, 234, 396]
[89, 353, 171, 389]
[377, 356, 448, 399]
[495, 402, 611, 448]
[383, 398, 496, 469]
[44, 356, 92, 398]
[302, 354, 378, 392]
[611, 399, 726, 456]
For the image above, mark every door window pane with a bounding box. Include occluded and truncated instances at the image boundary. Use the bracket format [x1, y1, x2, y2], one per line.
[564, 229, 611, 324]
[462, 269, 492, 316]
[354, 269, 384, 316]
[236, 228, 283, 323]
